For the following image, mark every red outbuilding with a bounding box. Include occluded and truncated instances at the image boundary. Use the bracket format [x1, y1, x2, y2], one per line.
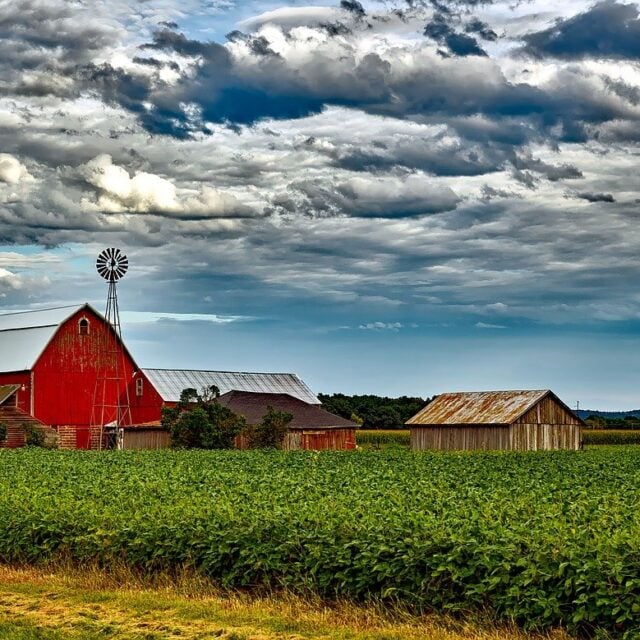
[0, 304, 137, 449]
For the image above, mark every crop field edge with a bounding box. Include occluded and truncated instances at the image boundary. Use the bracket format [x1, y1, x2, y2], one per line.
[0, 564, 575, 640]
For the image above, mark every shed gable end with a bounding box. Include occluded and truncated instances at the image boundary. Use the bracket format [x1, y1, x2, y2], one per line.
[513, 393, 582, 426]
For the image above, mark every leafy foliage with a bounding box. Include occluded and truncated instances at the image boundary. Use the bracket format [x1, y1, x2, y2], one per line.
[162, 386, 245, 449]
[318, 394, 429, 429]
[0, 448, 638, 638]
[23, 423, 45, 447]
[585, 414, 640, 429]
[246, 407, 293, 449]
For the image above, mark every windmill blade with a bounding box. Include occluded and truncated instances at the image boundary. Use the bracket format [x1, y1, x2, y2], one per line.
[96, 248, 129, 282]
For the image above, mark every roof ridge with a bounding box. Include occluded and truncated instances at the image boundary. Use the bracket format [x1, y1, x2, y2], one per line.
[142, 367, 302, 376]
[0, 303, 86, 317]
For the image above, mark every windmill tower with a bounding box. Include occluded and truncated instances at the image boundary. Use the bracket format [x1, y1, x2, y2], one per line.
[91, 248, 131, 449]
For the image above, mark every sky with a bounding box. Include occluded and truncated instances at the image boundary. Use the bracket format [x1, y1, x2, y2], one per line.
[1, 0, 640, 409]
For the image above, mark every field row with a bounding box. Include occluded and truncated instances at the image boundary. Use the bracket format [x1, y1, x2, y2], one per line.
[0, 448, 638, 638]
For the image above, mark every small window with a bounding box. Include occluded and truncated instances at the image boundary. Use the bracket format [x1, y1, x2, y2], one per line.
[136, 377, 144, 397]
[78, 317, 89, 336]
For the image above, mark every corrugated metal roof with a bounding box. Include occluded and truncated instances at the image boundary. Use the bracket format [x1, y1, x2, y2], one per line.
[0, 326, 60, 373]
[406, 390, 551, 426]
[0, 304, 104, 373]
[218, 391, 356, 429]
[0, 305, 81, 331]
[142, 368, 320, 405]
[0, 384, 19, 406]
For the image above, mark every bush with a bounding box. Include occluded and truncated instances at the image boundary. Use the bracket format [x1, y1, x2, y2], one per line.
[246, 407, 293, 449]
[23, 423, 45, 447]
[163, 387, 245, 449]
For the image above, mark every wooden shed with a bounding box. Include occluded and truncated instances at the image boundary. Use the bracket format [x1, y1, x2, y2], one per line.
[118, 422, 171, 450]
[407, 390, 583, 451]
[218, 391, 358, 451]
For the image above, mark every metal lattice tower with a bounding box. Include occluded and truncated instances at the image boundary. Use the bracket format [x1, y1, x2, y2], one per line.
[91, 248, 131, 449]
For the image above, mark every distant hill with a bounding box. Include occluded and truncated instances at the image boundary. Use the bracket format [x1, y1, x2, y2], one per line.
[577, 409, 640, 420]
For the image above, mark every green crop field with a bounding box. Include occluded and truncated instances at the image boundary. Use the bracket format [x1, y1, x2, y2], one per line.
[0, 448, 638, 639]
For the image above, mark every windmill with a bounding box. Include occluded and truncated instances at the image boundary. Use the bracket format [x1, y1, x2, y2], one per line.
[91, 248, 131, 449]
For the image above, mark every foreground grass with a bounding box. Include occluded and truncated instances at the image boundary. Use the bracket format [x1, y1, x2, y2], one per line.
[0, 565, 572, 640]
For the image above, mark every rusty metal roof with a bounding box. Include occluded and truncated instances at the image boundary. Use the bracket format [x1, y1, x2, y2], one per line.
[406, 390, 551, 426]
[0, 384, 19, 406]
[142, 368, 320, 405]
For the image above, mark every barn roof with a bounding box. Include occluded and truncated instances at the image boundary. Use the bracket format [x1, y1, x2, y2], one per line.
[0, 303, 136, 373]
[406, 390, 566, 426]
[142, 368, 320, 405]
[0, 384, 19, 406]
[217, 391, 357, 429]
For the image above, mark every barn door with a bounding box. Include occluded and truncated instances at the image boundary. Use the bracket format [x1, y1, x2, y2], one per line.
[76, 427, 91, 449]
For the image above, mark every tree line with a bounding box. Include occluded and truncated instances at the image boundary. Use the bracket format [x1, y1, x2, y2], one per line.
[318, 393, 430, 430]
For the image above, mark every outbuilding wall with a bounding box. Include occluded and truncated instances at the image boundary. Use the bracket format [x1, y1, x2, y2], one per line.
[121, 428, 171, 450]
[509, 423, 581, 450]
[411, 423, 581, 451]
[284, 428, 356, 451]
[411, 425, 510, 451]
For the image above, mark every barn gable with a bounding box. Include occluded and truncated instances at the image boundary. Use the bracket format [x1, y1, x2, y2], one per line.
[0, 304, 139, 373]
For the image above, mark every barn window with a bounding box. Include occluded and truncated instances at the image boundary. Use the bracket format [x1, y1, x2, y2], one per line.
[136, 378, 144, 397]
[78, 318, 89, 336]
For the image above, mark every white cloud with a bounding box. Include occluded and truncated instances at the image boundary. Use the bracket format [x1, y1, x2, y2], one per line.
[475, 322, 507, 329]
[359, 322, 404, 331]
[79, 154, 257, 218]
[121, 311, 250, 324]
[80, 154, 179, 213]
[0, 154, 32, 184]
[239, 7, 341, 32]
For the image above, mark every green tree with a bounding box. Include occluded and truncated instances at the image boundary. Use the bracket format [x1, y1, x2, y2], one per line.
[247, 406, 293, 449]
[162, 386, 245, 449]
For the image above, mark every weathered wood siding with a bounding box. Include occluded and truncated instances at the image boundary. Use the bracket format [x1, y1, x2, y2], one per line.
[411, 423, 581, 451]
[514, 395, 581, 425]
[122, 429, 171, 450]
[411, 425, 510, 451]
[284, 428, 356, 451]
[509, 423, 581, 450]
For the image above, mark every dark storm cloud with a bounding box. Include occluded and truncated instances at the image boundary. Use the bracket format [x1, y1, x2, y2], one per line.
[77, 19, 636, 146]
[511, 154, 583, 182]
[424, 13, 487, 56]
[576, 192, 616, 203]
[340, 1, 366, 18]
[522, 1, 640, 60]
[464, 18, 497, 42]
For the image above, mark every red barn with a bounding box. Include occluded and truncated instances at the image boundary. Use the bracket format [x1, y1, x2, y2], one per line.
[0, 304, 138, 449]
